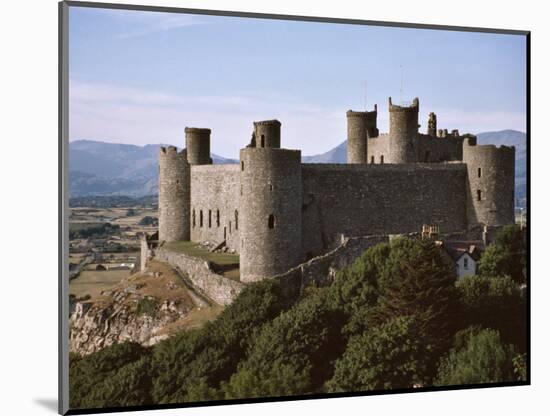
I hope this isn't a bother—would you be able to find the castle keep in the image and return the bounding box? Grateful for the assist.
[158,97,515,283]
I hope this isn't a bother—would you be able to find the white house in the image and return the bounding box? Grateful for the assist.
[442,241,484,279]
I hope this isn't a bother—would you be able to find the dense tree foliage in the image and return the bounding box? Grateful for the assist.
[69,342,153,409]
[434,327,517,386]
[327,316,431,392]
[69,237,527,408]
[456,275,526,352]
[150,278,299,403]
[478,225,526,283]
[224,291,346,398]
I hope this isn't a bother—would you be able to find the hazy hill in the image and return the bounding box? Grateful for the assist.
[69,140,237,197]
[69,131,526,206]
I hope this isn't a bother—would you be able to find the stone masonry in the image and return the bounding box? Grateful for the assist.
[158,96,515,282]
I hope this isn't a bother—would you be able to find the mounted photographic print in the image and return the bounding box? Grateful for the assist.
[59,1,530,414]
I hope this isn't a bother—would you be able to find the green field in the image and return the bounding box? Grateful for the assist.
[70,270,130,299]
[163,241,239,265]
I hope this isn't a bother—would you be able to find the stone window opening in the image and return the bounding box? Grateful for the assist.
[208,210,212,228]
[224,226,227,240]
[477,190,482,201]
[229,221,232,234]
[216,209,220,227]
[261,135,265,147]
[371,156,375,164]
[268,214,275,229]
[241,161,244,171]
[235,210,239,230]
[192,209,196,228]
[478,167,482,178]
[269,183,273,191]
[380,155,384,164]
[200,210,203,227]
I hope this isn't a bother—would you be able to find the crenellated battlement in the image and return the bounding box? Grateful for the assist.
[253,119,281,126]
[252,119,282,149]
[388,96,419,112]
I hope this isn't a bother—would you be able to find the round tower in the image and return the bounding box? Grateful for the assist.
[388,97,419,163]
[158,146,191,242]
[185,127,212,165]
[463,140,515,227]
[253,119,281,148]
[346,106,377,164]
[239,147,302,282]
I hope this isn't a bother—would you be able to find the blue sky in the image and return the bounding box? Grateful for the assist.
[69,6,527,157]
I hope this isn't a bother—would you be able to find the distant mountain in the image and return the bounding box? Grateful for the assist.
[69,140,237,197]
[301,141,346,163]
[70,131,526,206]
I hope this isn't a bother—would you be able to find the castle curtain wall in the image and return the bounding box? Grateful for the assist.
[190,164,241,251]
[301,163,468,257]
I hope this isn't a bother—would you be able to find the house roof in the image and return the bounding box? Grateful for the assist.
[441,240,485,262]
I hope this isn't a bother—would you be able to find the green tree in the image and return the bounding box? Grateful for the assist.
[456,275,526,352]
[69,342,152,409]
[150,278,298,403]
[368,238,461,362]
[327,316,431,392]
[435,327,516,386]
[224,291,346,399]
[478,224,526,283]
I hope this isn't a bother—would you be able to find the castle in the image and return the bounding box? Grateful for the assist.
[158,97,515,283]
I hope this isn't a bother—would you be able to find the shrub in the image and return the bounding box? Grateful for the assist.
[435,327,516,386]
[136,297,157,318]
[478,224,526,283]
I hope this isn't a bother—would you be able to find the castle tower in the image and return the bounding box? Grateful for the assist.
[463,140,515,227]
[388,97,419,163]
[158,146,191,242]
[253,119,281,148]
[427,112,437,136]
[346,105,378,164]
[185,127,212,165]
[239,146,302,282]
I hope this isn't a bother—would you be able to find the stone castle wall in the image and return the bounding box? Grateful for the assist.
[190,164,240,251]
[274,235,389,290]
[367,133,469,165]
[301,163,468,258]
[155,247,245,306]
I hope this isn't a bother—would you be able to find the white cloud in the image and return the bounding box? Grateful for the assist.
[68,79,346,157]
[95,9,207,39]
[69,79,526,159]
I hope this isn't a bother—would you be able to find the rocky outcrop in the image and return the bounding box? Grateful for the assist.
[69,261,201,356]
